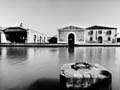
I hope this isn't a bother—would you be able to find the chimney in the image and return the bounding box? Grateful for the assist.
[20,22,23,28]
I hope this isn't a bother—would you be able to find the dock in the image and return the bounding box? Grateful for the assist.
[60,62,112,90]
[0,43,120,47]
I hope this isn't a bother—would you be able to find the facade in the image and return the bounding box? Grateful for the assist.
[0,25,118,44]
[58,26,85,44]
[26,29,47,43]
[85,25,117,43]
[0,26,47,43]
[57,25,117,44]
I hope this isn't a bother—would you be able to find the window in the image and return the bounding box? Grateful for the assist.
[88,31,93,35]
[90,37,93,41]
[106,31,111,35]
[108,37,111,41]
[40,36,42,43]
[34,35,37,43]
[98,30,102,34]
[44,37,46,43]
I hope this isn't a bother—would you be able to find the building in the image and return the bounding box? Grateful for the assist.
[26,29,47,43]
[0,26,47,43]
[58,26,85,45]
[57,25,117,44]
[85,25,117,43]
[48,35,57,44]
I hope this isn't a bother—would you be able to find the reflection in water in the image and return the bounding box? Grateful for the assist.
[0,47,2,56]
[68,47,74,54]
[68,47,74,62]
[0,47,119,90]
[6,47,28,59]
[5,47,28,64]
[0,47,2,60]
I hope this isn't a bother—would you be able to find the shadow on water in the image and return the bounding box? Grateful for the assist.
[27,76,112,90]
[27,78,60,90]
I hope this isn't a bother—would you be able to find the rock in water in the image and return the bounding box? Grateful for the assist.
[60,62,112,90]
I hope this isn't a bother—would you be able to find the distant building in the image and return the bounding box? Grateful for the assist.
[117,38,120,43]
[0,26,47,43]
[57,25,117,44]
[26,29,47,43]
[48,35,57,44]
[85,25,117,43]
[48,37,57,44]
[58,26,85,45]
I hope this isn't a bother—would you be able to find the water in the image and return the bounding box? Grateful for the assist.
[0,47,120,90]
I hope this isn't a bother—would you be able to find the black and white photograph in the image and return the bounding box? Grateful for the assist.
[0,0,120,90]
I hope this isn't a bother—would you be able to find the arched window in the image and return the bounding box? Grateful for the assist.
[90,37,93,41]
[98,30,102,34]
[88,31,93,35]
[44,37,46,43]
[106,31,111,35]
[98,36,103,43]
[40,36,42,43]
[34,35,36,43]
[108,37,111,41]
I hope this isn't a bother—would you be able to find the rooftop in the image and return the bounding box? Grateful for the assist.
[3,27,28,32]
[58,26,83,30]
[86,25,117,30]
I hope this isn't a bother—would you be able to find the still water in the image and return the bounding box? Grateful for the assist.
[0,47,120,90]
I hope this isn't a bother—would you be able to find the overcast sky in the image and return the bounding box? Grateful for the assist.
[0,0,120,36]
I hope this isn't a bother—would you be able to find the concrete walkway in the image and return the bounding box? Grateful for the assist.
[0,43,120,47]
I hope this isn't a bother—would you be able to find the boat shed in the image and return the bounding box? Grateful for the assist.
[3,27,27,43]
[0,26,47,43]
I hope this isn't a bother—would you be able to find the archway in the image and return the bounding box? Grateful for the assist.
[98,36,103,43]
[68,33,75,46]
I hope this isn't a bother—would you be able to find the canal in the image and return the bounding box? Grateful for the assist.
[0,47,119,90]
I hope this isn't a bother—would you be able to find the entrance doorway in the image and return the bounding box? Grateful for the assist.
[68,33,75,46]
[98,36,103,43]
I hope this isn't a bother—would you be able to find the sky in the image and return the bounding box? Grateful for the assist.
[0,0,120,36]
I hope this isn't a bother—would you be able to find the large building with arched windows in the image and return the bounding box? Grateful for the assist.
[85,25,117,43]
[0,26,48,43]
[57,25,117,45]
[57,26,85,45]
[0,25,118,44]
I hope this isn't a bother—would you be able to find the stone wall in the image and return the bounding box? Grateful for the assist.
[58,29,85,44]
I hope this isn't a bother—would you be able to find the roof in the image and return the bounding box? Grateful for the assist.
[2,26,47,36]
[3,27,27,32]
[86,25,117,30]
[58,26,83,30]
[28,29,47,36]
